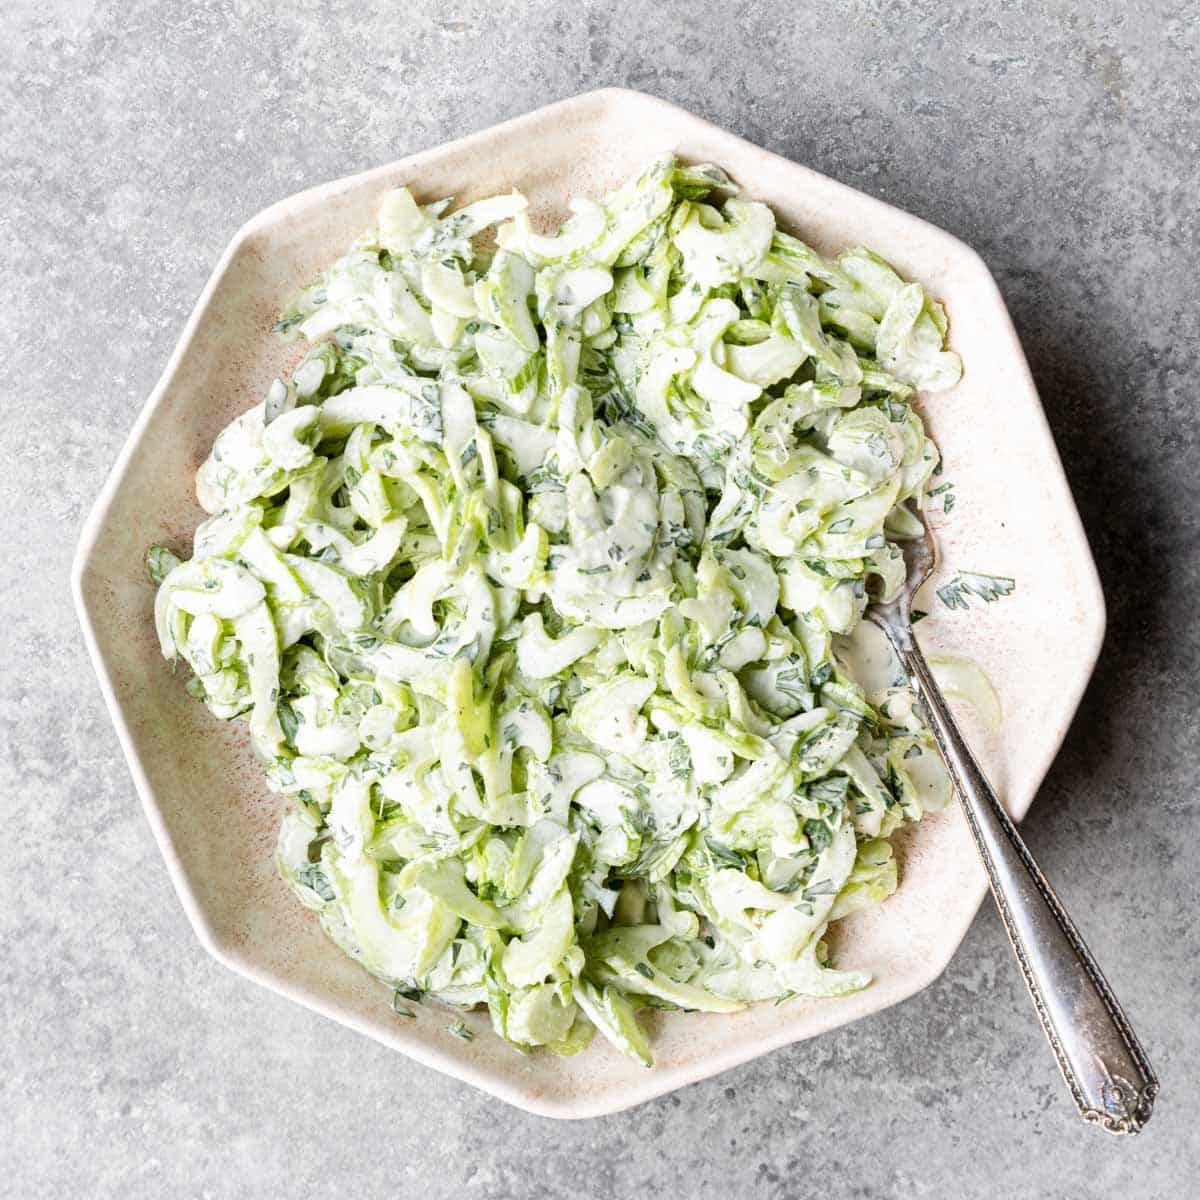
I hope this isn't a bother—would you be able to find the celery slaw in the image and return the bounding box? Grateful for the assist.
[149,158,963,1063]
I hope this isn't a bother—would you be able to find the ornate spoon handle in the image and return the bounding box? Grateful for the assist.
[886,627,1158,1134]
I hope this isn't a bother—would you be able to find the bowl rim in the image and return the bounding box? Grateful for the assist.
[73,86,1106,1118]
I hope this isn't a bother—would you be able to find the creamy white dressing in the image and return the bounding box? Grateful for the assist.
[150,156,967,1064]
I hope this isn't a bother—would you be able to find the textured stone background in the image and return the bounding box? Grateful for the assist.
[3,1,1197,1196]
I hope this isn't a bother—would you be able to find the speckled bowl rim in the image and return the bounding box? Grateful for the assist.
[73,88,1105,1118]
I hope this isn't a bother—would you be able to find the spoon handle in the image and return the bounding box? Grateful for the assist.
[891,631,1158,1134]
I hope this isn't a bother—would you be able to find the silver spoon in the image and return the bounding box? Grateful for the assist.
[867,507,1158,1135]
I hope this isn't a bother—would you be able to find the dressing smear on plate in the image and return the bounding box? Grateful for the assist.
[149,158,971,1064]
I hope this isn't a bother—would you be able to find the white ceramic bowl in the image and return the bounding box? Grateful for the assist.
[73,88,1104,1118]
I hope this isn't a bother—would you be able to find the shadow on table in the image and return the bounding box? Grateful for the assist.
[997,275,1171,853]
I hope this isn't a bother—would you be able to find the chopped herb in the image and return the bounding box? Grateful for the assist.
[937,571,1016,611]
[277,700,301,743]
[668,738,693,781]
[929,480,956,513]
[705,838,750,869]
[809,775,849,808]
[803,879,838,898]
[391,991,417,1018]
[803,818,833,854]
[294,864,335,903]
[526,466,564,494]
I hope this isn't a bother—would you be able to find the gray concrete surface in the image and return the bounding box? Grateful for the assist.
[3,1,1197,1196]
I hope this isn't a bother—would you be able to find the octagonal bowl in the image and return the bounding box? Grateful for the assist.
[73,87,1104,1118]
